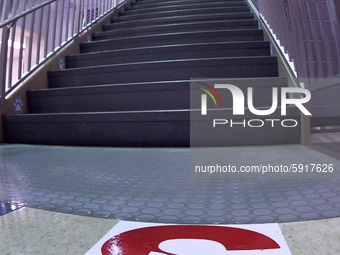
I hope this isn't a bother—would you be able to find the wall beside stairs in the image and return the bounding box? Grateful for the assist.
[0,3,131,143]
[248,0,310,144]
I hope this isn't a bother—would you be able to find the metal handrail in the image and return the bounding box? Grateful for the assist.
[0,0,57,29]
[0,0,129,104]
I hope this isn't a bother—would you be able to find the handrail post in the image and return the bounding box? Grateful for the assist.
[0,0,11,104]
[0,25,10,104]
[75,0,82,40]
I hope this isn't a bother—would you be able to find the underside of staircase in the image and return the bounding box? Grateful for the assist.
[2,0,300,147]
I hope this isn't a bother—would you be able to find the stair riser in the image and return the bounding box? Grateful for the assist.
[81,31,264,53]
[49,58,278,88]
[3,123,300,147]
[28,81,287,114]
[103,18,256,32]
[28,89,189,113]
[126,2,247,14]
[118,7,251,21]
[132,0,246,9]
[2,120,190,147]
[98,21,258,38]
[138,0,246,4]
[68,46,270,68]
[107,13,254,29]
[2,112,299,147]
[3,121,300,147]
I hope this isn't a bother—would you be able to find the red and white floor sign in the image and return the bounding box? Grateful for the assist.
[86,221,292,255]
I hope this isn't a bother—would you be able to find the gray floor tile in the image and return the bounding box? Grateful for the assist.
[0,144,339,224]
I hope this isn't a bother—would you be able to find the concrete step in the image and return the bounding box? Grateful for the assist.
[2,110,191,147]
[68,41,270,68]
[105,12,254,30]
[132,0,246,9]
[81,29,264,53]
[27,78,287,113]
[28,81,190,113]
[117,6,251,21]
[48,56,278,88]
[125,1,247,14]
[98,20,258,38]
[2,106,299,147]
[139,0,246,4]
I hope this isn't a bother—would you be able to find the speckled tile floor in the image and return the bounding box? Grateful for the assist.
[1,207,339,255]
[0,207,117,255]
[0,144,339,224]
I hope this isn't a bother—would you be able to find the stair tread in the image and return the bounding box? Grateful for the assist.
[70,41,269,59]
[132,0,246,8]
[118,6,251,20]
[126,5,250,15]
[101,19,258,33]
[83,29,263,47]
[50,56,277,76]
[126,1,247,14]
[4,106,299,120]
[49,56,278,88]
[139,0,246,2]
[107,12,254,27]
[29,77,288,96]
[5,109,190,118]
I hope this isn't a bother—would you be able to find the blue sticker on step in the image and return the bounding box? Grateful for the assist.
[14,97,23,113]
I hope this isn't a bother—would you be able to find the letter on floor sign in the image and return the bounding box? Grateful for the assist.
[101,225,280,255]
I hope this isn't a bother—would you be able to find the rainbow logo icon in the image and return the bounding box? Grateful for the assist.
[198,82,223,107]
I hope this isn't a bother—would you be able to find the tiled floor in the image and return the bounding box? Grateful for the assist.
[0,144,339,224]
[1,207,340,254]
[0,207,117,255]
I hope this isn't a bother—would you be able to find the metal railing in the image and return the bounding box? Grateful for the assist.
[250,0,340,90]
[0,0,126,104]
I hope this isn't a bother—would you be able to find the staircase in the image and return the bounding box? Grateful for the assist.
[2,0,300,147]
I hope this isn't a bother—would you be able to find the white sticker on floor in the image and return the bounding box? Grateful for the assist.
[86,221,291,255]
